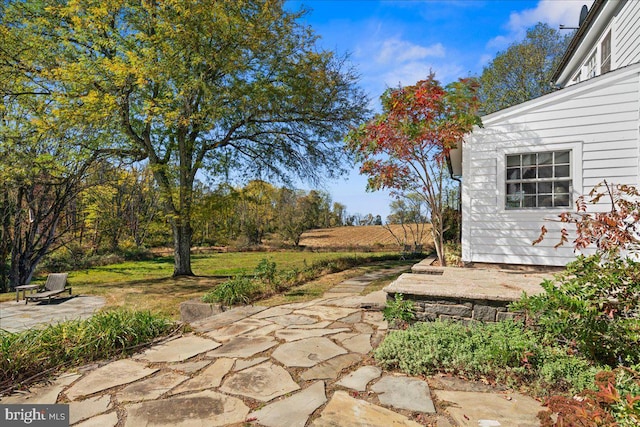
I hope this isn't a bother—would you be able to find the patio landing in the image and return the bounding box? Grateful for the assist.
[384,258,549,322]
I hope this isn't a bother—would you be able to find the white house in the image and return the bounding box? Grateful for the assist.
[455,0,640,266]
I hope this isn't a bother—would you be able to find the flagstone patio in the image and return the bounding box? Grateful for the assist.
[0,262,546,426]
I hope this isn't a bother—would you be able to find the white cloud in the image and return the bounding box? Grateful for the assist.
[381,61,463,89]
[488,0,594,49]
[477,54,493,68]
[376,38,445,64]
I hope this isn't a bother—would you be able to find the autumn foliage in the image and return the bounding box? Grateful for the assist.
[346,73,481,265]
[534,181,640,254]
[538,370,640,427]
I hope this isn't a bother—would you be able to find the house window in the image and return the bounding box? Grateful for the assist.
[506,151,571,209]
[572,70,581,84]
[586,52,597,78]
[601,31,611,74]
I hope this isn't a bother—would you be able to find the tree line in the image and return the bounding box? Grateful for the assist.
[0,157,356,292]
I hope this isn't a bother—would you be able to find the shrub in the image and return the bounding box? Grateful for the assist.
[383,293,415,324]
[254,257,278,288]
[201,253,403,306]
[0,309,174,392]
[513,254,640,366]
[374,320,598,395]
[201,275,261,306]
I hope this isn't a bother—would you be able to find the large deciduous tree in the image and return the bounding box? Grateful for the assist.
[1,0,369,276]
[479,22,571,115]
[347,74,481,265]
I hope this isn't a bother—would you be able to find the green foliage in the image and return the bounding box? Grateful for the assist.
[254,257,278,286]
[479,22,571,114]
[201,253,402,306]
[442,206,461,243]
[512,254,640,366]
[201,275,261,306]
[383,294,416,323]
[374,320,599,395]
[444,241,462,267]
[0,309,173,391]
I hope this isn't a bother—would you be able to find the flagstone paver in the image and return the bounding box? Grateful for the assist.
[69,394,112,425]
[124,390,249,427]
[433,390,543,427]
[265,313,318,326]
[248,381,327,427]
[65,359,158,401]
[170,358,234,395]
[233,357,268,371]
[167,360,211,374]
[371,375,436,413]
[190,305,266,332]
[310,390,423,427]
[241,323,284,337]
[300,353,362,381]
[272,336,347,367]
[274,327,349,342]
[250,306,293,319]
[363,311,388,329]
[206,336,277,358]
[294,305,360,321]
[204,318,270,341]
[286,320,332,329]
[134,335,221,363]
[0,373,80,404]
[219,361,299,402]
[335,332,373,353]
[336,365,382,391]
[118,371,190,402]
[74,411,119,427]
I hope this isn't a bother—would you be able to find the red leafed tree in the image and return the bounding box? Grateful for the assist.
[346,73,481,265]
[534,180,640,255]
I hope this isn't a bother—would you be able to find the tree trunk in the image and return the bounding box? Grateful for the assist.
[172,219,194,277]
[431,215,447,267]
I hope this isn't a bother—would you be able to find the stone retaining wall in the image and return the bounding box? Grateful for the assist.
[386,293,523,324]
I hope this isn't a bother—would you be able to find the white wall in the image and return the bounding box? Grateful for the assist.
[462,65,640,266]
[614,0,640,69]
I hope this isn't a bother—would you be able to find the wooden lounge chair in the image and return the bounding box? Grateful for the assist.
[25,273,72,304]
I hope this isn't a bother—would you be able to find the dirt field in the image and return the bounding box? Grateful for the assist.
[299,224,433,250]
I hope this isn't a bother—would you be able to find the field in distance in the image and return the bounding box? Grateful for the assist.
[299,224,433,250]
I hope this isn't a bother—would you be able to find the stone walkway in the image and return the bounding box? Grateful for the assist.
[0,264,544,426]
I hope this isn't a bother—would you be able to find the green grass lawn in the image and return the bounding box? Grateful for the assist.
[0,251,398,317]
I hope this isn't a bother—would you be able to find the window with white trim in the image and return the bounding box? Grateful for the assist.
[601,31,611,74]
[586,52,597,78]
[505,151,571,209]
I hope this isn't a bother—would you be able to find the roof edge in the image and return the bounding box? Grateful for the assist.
[551,0,606,84]
[483,62,640,125]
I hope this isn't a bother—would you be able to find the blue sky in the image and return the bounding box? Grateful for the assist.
[286,0,592,221]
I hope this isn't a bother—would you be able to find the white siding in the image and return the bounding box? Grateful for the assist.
[559,0,640,87]
[462,66,640,266]
[615,0,640,68]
